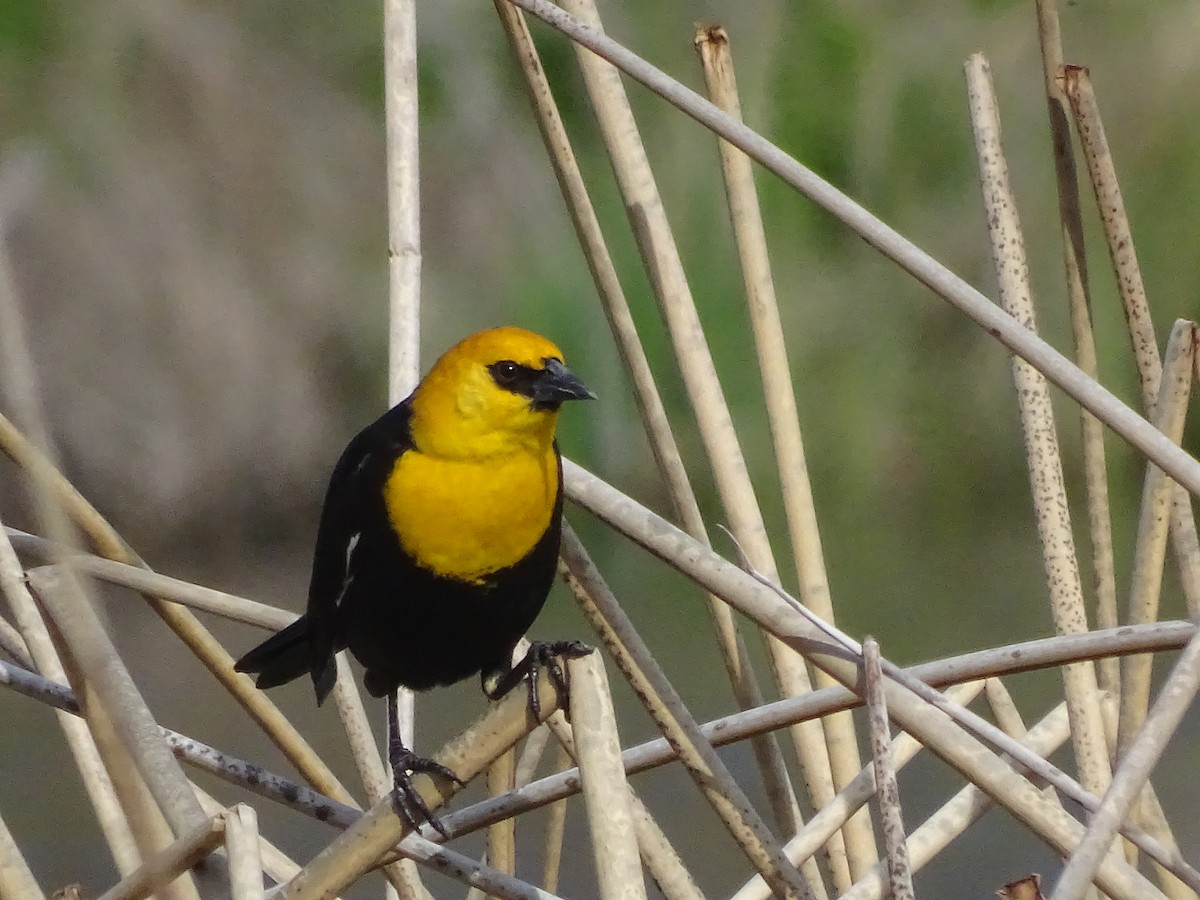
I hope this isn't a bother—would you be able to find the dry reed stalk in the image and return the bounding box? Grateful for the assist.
[0,808,44,900]
[985,678,1028,738]
[490,0,804,843]
[563,460,1179,897]
[730,682,987,900]
[6,529,294,629]
[694,24,877,883]
[0,612,31,665]
[541,741,571,893]
[1034,0,1121,697]
[0,412,356,807]
[383,3,422,891]
[93,814,226,900]
[554,0,845,883]
[559,528,817,900]
[965,52,1114,808]
[281,669,567,900]
[486,751,518,895]
[514,725,551,788]
[1052,627,1200,900]
[502,0,1200,502]
[840,701,1073,900]
[224,805,265,900]
[861,639,912,900]
[1063,65,1200,615]
[1119,320,1197,751]
[193,789,303,888]
[0,523,143,876]
[567,653,648,900]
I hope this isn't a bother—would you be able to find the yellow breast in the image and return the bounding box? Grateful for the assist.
[384,447,559,584]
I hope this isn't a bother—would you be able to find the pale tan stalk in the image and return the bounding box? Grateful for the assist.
[965,53,1113,806]
[225,805,265,900]
[694,24,875,883]
[0,808,44,900]
[861,639,912,900]
[0,613,30,665]
[985,679,1027,739]
[1119,320,1197,752]
[492,0,803,840]
[487,752,518,897]
[554,0,840,881]
[541,741,571,893]
[1063,65,1200,615]
[840,701,1073,900]
[193,787,304,887]
[568,653,648,900]
[94,814,225,900]
[558,530,817,899]
[1035,0,1121,696]
[383,2,422,891]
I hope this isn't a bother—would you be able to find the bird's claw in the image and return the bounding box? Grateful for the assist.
[523,639,593,720]
[388,746,464,840]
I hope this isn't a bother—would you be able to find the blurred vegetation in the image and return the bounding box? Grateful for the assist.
[1,1,1198,896]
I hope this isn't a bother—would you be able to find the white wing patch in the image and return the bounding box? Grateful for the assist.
[335,531,361,608]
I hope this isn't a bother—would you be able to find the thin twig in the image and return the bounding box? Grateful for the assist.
[1034,0,1121,698]
[965,51,1113,807]
[1063,64,1200,615]
[861,639,913,900]
[1119,320,1197,753]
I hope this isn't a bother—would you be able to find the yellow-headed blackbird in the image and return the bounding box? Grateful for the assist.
[234,326,594,832]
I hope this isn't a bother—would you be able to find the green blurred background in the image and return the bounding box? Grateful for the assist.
[1,1,1198,897]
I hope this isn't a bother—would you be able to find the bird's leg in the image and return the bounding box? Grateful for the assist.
[386,691,464,840]
[483,640,594,720]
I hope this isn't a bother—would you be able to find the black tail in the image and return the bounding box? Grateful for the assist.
[234,617,335,702]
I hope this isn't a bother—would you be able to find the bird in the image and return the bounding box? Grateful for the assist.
[234,326,595,834]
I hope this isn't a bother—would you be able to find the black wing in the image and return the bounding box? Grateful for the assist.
[305,399,415,701]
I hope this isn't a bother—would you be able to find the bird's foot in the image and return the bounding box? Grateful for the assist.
[388,744,465,841]
[488,639,594,721]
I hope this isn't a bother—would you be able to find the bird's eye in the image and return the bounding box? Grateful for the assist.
[490,360,521,384]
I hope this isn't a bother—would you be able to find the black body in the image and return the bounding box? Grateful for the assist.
[234,401,564,703]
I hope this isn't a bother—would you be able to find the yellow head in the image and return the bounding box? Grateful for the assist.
[408,327,594,460]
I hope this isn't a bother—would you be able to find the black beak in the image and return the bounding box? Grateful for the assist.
[532,358,596,409]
